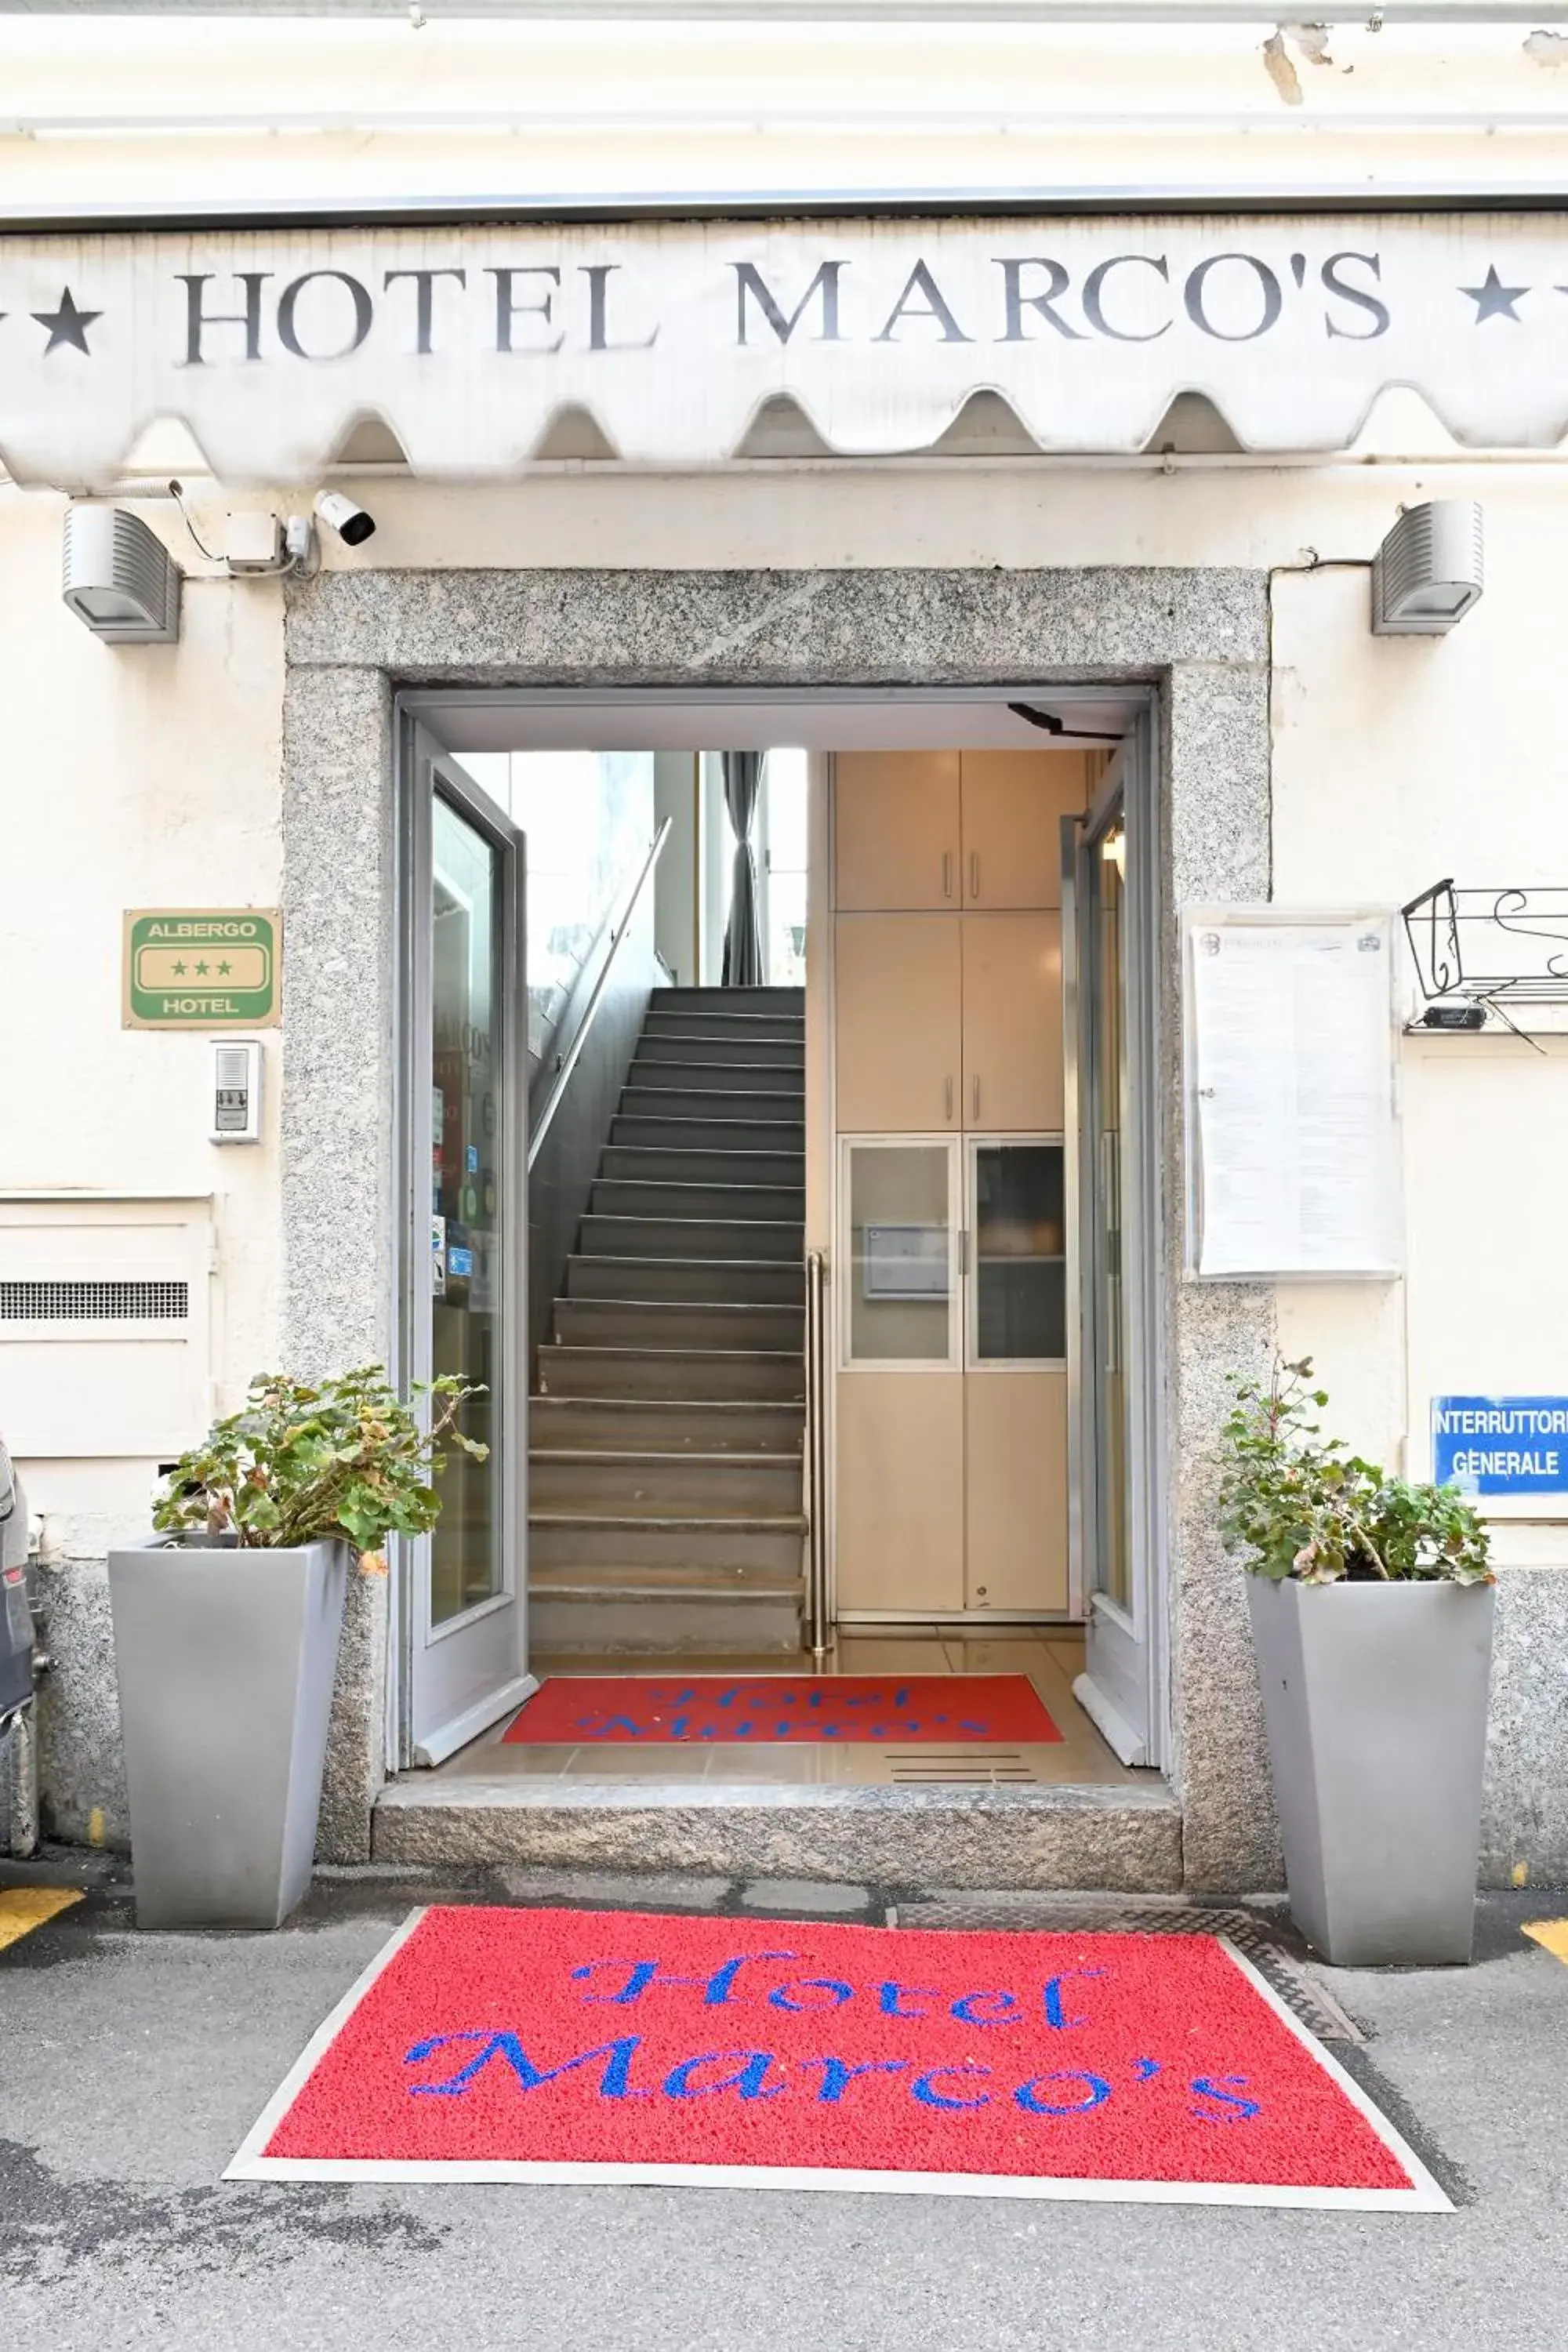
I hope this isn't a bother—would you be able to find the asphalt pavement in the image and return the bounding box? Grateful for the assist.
[5,1855,1568,2352]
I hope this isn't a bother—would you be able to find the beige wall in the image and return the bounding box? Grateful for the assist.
[0,486,285,1548]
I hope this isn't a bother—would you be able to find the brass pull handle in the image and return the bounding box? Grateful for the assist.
[972,1076,981,1121]
[942,851,953,900]
[945,1076,954,1123]
[970,851,979,901]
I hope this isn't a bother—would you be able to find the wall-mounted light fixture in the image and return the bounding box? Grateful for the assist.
[1372,499,1483,635]
[61,503,182,643]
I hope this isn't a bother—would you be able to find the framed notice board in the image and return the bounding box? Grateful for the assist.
[1183,908,1402,1281]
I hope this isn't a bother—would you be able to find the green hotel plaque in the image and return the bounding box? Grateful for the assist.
[123,908,281,1029]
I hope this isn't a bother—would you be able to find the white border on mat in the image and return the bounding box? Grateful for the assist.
[1212,1937,1451,2212]
[225,1906,432,2182]
[225,1914,1451,2212]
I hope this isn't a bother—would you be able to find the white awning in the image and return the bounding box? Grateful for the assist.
[3,214,1566,485]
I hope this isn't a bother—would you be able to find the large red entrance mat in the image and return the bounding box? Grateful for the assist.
[227,1907,1447,2209]
[502,1674,1062,1744]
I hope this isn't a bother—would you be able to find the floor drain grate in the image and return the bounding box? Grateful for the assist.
[892,1893,1366,2045]
[885,1751,1042,1786]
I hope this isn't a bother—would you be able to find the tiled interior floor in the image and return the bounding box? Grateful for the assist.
[430,1628,1148,1788]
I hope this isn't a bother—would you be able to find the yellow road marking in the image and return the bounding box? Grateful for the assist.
[0,1886,83,1951]
[1523,1919,1568,1964]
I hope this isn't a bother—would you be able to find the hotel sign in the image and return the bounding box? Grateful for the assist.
[4,215,1568,480]
[124,908,280,1029]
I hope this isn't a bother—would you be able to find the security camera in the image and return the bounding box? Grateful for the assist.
[314,489,376,548]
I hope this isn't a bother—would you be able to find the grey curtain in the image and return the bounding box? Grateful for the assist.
[720,750,765,988]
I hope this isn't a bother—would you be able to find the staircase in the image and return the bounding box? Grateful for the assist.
[529,985,808,1654]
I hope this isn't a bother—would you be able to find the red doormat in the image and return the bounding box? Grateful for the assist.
[227,1906,1446,2209]
[502,1674,1062,1745]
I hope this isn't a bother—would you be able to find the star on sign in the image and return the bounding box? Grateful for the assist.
[31,287,101,354]
[1461,266,1528,324]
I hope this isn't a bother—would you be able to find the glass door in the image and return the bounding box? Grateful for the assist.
[1062,728,1164,1766]
[401,727,532,1765]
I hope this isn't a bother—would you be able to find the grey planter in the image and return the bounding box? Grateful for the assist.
[107,1535,349,1929]
[1247,1574,1496,1967]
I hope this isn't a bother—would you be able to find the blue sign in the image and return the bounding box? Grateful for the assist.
[1432,1396,1568,1496]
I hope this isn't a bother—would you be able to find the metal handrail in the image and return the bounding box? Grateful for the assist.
[804,1247,831,1661]
[527,815,672,1173]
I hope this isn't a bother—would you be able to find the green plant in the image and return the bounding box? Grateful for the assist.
[1218,1356,1491,1587]
[152,1366,487,1552]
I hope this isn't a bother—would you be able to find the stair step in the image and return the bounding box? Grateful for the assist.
[564,1254,804,1306]
[620,1087,806,1123]
[554,1297,805,1352]
[656,986,804,1012]
[611,1116,805,1153]
[626,1061,804,1095]
[530,1450,804,1515]
[590,1178,805,1225]
[537,1344,806,1402]
[636,1033,804,1069]
[579,1215,804,1263]
[530,1559,804,1595]
[374,1780,1183,1871]
[528,1581,804,1656]
[643,1010,804,1044]
[528,1512,807,1574]
[529,1397,804,1453]
[600,1145,804,1188]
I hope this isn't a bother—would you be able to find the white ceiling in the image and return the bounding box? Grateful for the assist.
[415,688,1141,753]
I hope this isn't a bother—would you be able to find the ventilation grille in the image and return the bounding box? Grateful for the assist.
[885,1749,1041,1786]
[0,1279,190,1323]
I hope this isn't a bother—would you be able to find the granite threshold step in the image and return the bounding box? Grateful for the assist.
[371,1777,1183,1890]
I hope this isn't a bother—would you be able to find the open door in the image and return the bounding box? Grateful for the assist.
[1062,724,1165,1768]
[401,724,533,1766]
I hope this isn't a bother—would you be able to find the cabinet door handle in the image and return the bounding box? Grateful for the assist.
[942,851,953,900]
[969,851,979,901]
[972,1075,981,1122]
[945,1076,954,1123]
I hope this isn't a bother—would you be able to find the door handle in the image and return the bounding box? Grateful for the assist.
[969,851,979,902]
[945,1076,954,1123]
[942,851,953,901]
[971,1075,980,1122]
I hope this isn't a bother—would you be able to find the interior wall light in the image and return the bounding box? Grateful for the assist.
[1372,500,1483,635]
[61,503,182,643]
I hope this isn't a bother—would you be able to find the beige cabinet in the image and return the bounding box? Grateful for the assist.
[835,913,961,1132]
[836,1370,965,1612]
[959,752,1087,910]
[964,1372,1069,1613]
[960,913,1062,1131]
[834,752,961,912]
[835,749,1090,917]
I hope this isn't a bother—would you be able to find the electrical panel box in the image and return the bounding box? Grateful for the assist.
[210,1039,263,1144]
[222,511,283,572]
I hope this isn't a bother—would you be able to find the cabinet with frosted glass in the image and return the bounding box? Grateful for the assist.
[833,1135,1069,1617]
